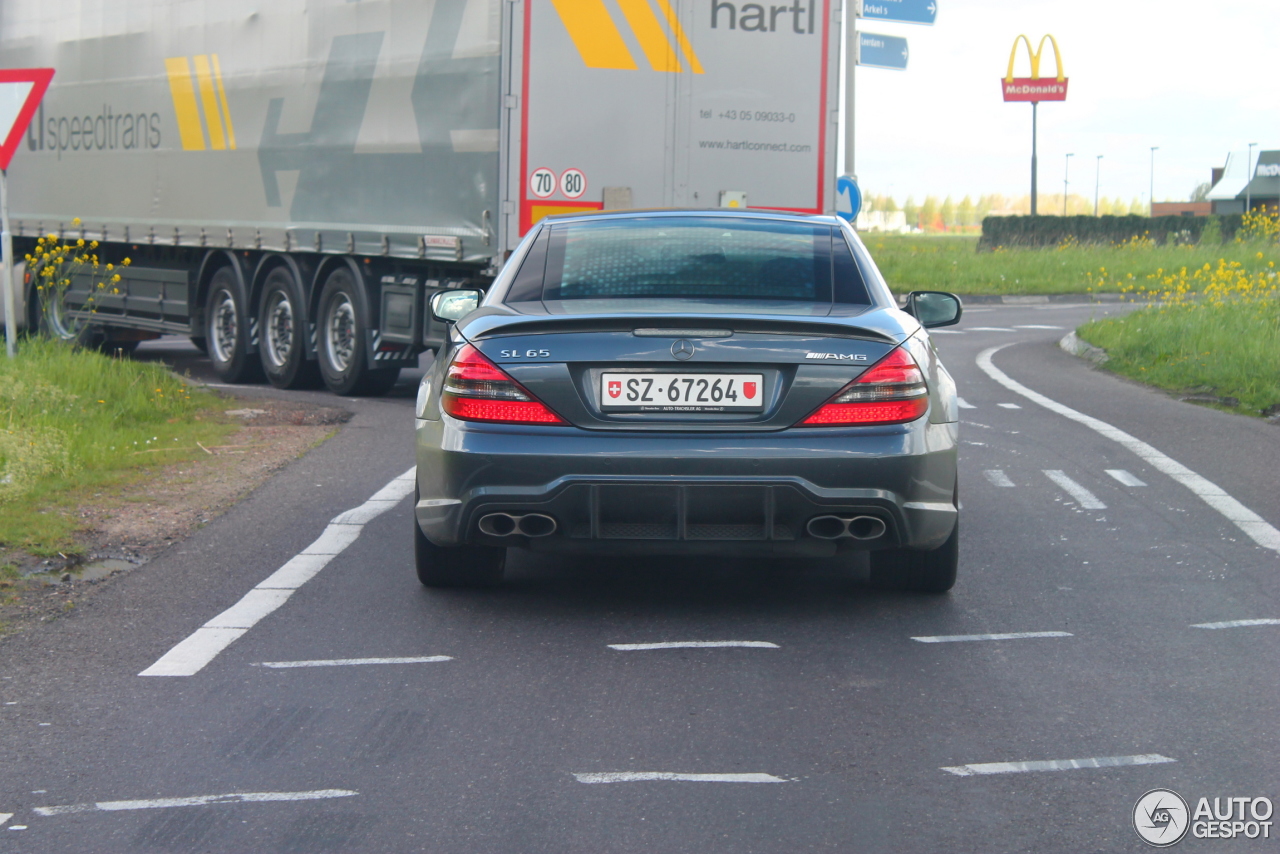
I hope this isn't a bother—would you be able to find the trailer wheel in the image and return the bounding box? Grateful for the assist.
[315,267,399,396]
[258,267,322,389]
[204,267,263,383]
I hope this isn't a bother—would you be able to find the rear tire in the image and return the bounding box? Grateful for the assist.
[258,267,323,390]
[414,486,505,588]
[315,266,398,396]
[870,519,958,593]
[205,267,263,383]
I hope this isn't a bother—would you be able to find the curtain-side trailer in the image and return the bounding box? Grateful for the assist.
[0,0,840,394]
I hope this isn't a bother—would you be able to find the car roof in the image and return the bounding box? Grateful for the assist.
[537,208,845,227]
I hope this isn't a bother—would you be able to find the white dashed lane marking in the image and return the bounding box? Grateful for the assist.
[967,327,1016,332]
[0,814,11,828]
[983,470,1015,488]
[253,656,453,669]
[573,772,787,784]
[979,345,1280,552]
[33,789,358,817]
[1014,325,1063,330]
[1191,619,1280,630]
[1106,469,1147,487]
[139,468,417,677]
[942,754,1175,777]
[912,632,1072,643]
[608,641,779,651]
[1043,470,1107,509]
[997,403,1021,409]
[956,397,975,409]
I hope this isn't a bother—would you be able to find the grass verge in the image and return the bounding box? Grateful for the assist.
[0,338,236,554]
[1077,301,1280,416]
[865,233,1280,296]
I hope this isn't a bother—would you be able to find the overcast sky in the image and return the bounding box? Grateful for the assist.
[842,0,1280,205]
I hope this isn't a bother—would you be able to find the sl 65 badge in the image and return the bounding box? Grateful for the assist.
[499,349,551,358]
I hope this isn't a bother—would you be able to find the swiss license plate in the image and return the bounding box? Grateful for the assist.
[600,373,765,411]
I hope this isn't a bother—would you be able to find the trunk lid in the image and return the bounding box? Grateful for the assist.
[459,310,906,431]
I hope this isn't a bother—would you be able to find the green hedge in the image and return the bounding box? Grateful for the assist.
[978,214,1244,250]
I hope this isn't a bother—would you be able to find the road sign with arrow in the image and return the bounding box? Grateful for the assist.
[860,0,937,26]
[857,32,909,70]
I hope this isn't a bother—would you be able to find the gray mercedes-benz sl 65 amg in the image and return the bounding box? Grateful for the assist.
[414,210,962,591]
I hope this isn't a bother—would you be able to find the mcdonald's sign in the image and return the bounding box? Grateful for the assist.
[1001,34,1067,103]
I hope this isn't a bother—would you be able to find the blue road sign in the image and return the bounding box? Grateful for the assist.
[836,176,862,223]
[858,32,909,70]
[860,0,937,26]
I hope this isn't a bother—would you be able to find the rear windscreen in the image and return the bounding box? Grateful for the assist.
[533,217,870,305]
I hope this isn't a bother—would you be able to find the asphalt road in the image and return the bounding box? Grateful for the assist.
[2,302,1278,853]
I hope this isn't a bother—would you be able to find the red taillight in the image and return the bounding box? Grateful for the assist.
[441,344,566,425]
[798,346,928,426]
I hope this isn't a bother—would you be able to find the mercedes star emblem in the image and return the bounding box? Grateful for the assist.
[670,339,695,360]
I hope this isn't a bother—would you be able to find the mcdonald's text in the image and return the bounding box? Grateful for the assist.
[1001,77,1068,102]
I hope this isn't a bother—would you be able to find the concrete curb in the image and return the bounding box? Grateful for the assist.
[1058,331,1109,365]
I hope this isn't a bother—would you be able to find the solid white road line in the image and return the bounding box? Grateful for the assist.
[139,468,417,677]
[930,329,963,335]
[254,656,453,668]
[941,754,1175,777]
[997,403,1022,409]
[1106,469,1147,487]
[1043,470,1107,510]
[912,632,1072,643]
[967,327,1016,332]
[956,397,975,409]
[983,470,1015,488]
[979,345,1280,553]
[1015,325,1064,330]
[573,772,787,784]
[33,789,358,817]
[1191,618,1280,630]
[607,641,779,651]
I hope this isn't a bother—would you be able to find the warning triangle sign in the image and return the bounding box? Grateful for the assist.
[0,68,55,171]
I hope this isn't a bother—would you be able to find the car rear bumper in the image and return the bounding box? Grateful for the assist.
[415,416,957,555]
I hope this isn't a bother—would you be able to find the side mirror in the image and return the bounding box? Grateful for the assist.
[904,291,962,328]
[430,289,483,323]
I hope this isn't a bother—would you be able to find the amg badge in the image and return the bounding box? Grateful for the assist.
[805,352,869,361]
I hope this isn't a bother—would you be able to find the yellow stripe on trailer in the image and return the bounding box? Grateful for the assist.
[549,0,638,70]
[614,0,682,72]
[164,57,206,150]
[650,0,703,74]
[191,55,227,150]
[211,54,237,150]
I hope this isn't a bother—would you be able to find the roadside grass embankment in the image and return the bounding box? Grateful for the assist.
[1076,253,1280,417]
[0,338,236,555]
[867,233,1280,296]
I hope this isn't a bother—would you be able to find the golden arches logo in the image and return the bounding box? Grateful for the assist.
[164,55,236,151]
[549,0,704,73]
[1005,34,1064,83]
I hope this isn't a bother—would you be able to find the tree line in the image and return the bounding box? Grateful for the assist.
[864,194,1150,232]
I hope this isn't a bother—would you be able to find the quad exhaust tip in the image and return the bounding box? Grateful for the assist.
[806,514,887,541]
[478,512,558,538]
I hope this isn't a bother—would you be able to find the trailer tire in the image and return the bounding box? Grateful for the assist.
[204,267,263,384]
[258,267,322,390]
[315,267,398,396]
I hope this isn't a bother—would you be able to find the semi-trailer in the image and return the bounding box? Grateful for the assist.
[0,0,840,394]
